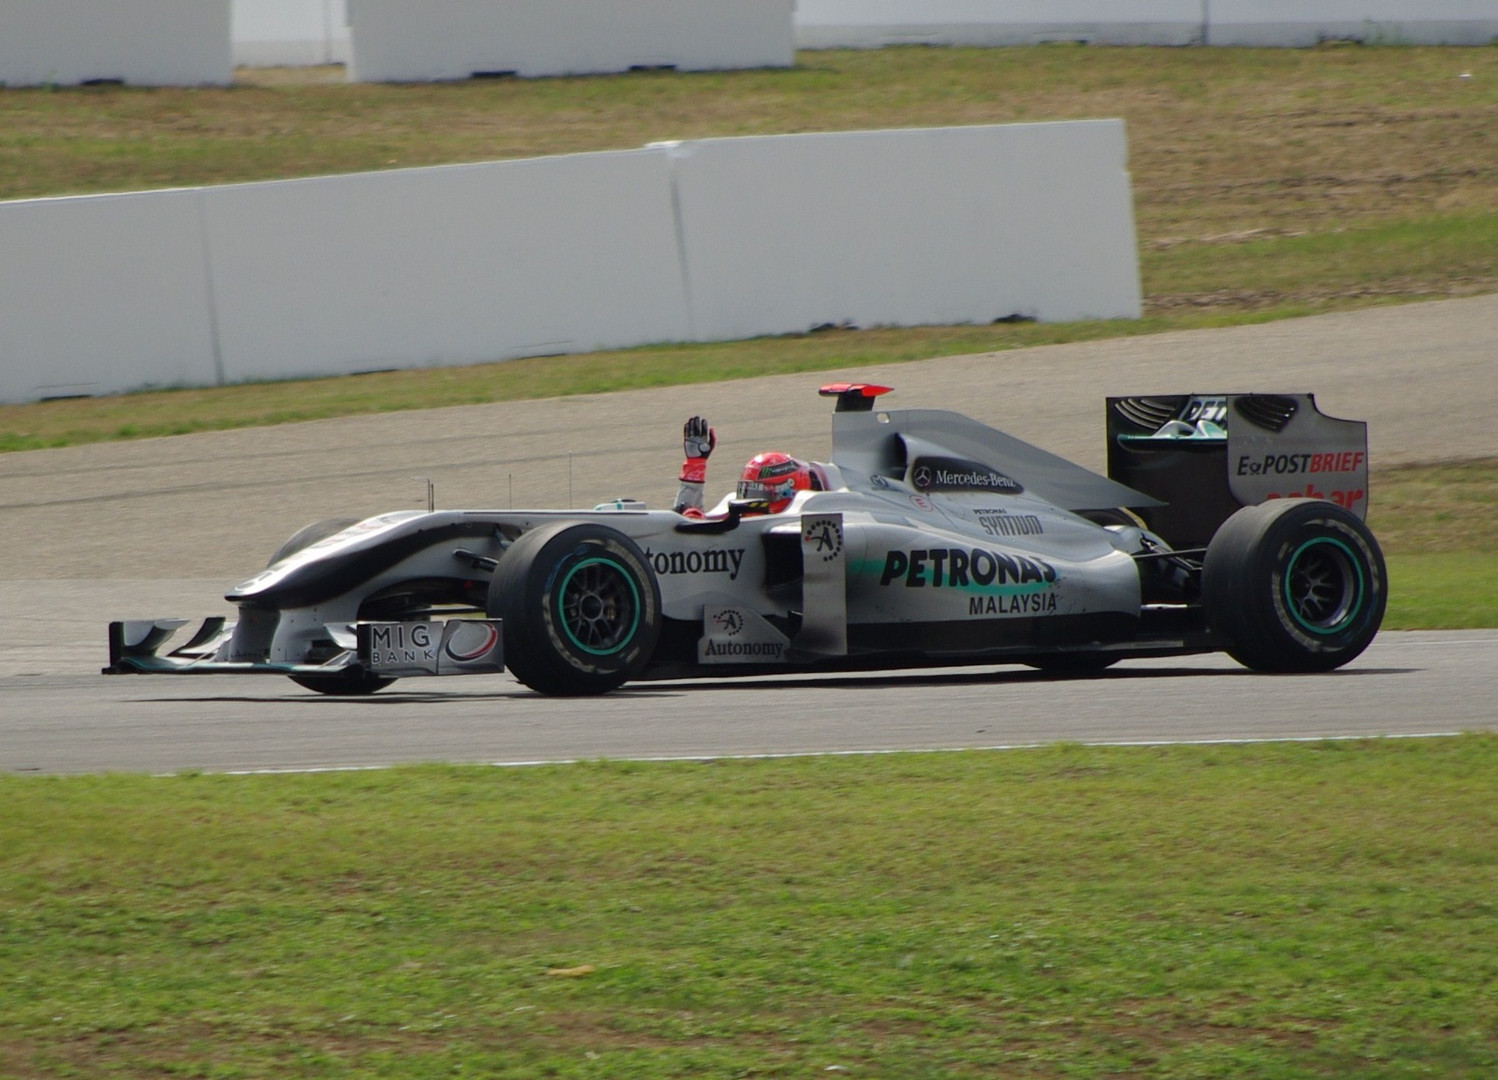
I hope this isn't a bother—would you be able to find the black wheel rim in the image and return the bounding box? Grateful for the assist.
[1283,537,1363,635]
[556,556,641,655]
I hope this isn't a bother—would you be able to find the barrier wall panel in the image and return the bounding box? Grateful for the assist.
[986,122,1142,321]
[1207,1,1498,45]
[0,192,219,403]
[348,0,793,82]
[466,0,795,77]
[0,0,231,86]
[794,0,1498,48]
[669,122,1140,343]
[201,153,691,384]
[233,0,350,66]
[795,0,1204,48]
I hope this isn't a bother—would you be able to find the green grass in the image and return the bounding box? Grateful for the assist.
[1144,212,1498,309]
[1386,554,1498,629]
[4,739,1498,1078]
[1371,459,1498,627]
[1372,459,1498,553]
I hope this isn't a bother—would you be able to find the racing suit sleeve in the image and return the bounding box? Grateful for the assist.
[673,416,715,516]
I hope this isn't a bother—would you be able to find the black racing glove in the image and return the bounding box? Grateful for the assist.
[683,416,716,462]
[681,416,715,483]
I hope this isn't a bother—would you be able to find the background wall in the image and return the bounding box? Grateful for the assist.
[5,1,1493,83]
[1205,0,1498,46]
[795,0,1205,49]
[793,0,1498,49]
[0,0,231,86]
[227,0,1498,70]
[0,122,1140,403]
[346,0,795,82]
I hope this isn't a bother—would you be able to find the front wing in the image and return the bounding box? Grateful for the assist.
[105,618,505,679]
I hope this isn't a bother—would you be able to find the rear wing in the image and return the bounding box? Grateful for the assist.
[1106,393,1368,549]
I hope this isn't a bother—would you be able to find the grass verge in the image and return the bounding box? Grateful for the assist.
[0,309,1318,454]
[4,738,1498,1079]
[1372,458,1498,628]
[1385,554,1498,629]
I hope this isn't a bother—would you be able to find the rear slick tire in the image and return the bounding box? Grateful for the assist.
[1203,499,1386,673]
[487,522,662,696]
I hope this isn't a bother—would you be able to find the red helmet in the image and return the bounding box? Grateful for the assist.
[737,452,817,513]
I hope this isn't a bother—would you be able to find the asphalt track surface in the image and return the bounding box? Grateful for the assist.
[3,296,1495,774]
[4,632,1496,775]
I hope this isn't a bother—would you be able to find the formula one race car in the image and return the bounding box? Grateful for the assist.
[105,384,1386,695]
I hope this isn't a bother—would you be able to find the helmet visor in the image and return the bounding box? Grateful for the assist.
[737,478,794,503]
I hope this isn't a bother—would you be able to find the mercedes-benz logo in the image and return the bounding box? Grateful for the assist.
[912,465,933,490]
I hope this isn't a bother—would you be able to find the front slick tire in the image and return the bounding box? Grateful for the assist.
[488,523,662,696]
[1204,499,1386,673]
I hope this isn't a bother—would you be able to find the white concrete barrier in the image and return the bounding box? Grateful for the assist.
[669,122,1140,338]
[0,192,220,402]
[0,122,1140,403]
[232,0,349,67]
[0,0,231,87]
[347,0,795,82]
[794,0,1498,49]
[1207,1,1498,46]
[200,153,690,383]
[795,0,1206,49]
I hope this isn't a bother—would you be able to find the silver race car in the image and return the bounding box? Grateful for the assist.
[105,384,1385,695]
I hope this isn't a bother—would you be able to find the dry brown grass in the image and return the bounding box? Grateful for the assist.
[5,46,1497,248]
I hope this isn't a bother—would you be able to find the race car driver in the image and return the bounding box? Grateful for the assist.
[673,416,824,518]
